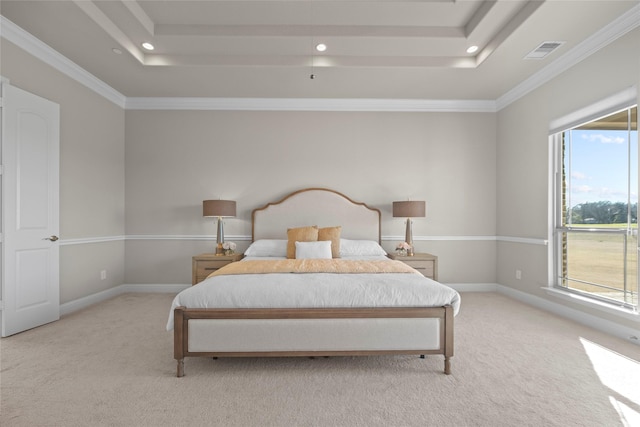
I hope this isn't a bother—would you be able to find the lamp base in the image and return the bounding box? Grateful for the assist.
[405,218,414,255]
[215,243,224,256]
[215,217,224,255]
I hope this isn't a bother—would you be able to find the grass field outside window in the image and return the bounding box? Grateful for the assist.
[561,225,638,307]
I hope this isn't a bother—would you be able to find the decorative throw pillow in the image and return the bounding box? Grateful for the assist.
[295,241,332,259]
[244,239,288,257]
[286,226,319,259]
[339,239,387,257]
[318,226,341,258]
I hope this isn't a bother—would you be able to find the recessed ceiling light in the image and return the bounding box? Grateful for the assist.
[142,42,155,51]
[316,43,327,52]
[466,45,478,54]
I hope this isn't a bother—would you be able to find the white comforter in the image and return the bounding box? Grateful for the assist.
[167,260,460,330]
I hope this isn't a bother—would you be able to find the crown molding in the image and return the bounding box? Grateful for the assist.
[125,97,497,112]
[496,3,640,111]
[3,3,638,113]
[0,16,127,108]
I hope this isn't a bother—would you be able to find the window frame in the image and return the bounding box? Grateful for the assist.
[550,101,638,313]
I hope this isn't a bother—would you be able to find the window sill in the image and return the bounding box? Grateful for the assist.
[544,287,639,322]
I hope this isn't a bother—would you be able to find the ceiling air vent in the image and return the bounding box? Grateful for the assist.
[524,41,565,59]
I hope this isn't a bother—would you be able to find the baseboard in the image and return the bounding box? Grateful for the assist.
[495,284,640,346]
[447,283,498,292]
[60,283,189,316]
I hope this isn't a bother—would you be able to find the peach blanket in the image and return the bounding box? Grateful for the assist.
[208,259,421,278]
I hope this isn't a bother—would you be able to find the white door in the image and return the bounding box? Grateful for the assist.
[1,82,60,337]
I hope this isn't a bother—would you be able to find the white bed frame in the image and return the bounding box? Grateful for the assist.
[174,188,454,377]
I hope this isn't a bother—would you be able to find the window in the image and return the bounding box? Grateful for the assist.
[553,105,638,311]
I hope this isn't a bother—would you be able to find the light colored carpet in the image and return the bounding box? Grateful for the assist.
[1,292,639,427]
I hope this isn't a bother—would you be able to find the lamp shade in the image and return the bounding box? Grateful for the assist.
[203,200,236,218]
[393,201,426,218]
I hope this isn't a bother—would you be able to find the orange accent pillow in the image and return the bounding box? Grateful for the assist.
[318,226,342,258]
[287,226,319,259]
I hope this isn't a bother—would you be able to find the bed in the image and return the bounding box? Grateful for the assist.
[168,188,460,377]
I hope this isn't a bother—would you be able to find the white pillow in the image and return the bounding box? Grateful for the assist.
[244,239,288,257]
[339,239,387,257]
[295,241,332,259]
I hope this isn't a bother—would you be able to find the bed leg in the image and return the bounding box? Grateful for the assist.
[444,357,451,375]
[177,359,185,378]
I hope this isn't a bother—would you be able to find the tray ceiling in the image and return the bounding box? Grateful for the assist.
[0,1,638,100]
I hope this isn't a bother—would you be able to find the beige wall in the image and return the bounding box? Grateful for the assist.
[5,18,637,335]
[1,39,126,303]
[124,110,497,284]
[496,27,640,330]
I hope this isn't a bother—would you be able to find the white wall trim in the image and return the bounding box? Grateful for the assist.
[447,283,498,293]
[61,234,546,245]
[496,3,640,111]
[4,4,638,113]
[59,283,189,316]
[59,235,127,246]
[496,235,548,245]
[543,286,639,322]
[125,97,497,112]
[406,235,497,242]
[125,234,251,241]
[548,85,638,134]
[496,284,639,345]
[60,234,550,245]
[0,16,127,108]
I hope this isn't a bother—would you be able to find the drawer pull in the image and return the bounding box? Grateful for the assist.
[204,267,219,271]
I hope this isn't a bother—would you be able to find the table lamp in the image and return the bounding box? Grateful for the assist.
[203,199,236,255]
[392,200,426,254]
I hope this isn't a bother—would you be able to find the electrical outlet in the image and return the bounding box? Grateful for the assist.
[100,270,107,280]
[515,269,522,280]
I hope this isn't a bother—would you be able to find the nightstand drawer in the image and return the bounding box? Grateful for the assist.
[197,259,231,274]
[387,252,438,281]
[195,260,229,281]
[404,260,434,278]
[192,253,243,285]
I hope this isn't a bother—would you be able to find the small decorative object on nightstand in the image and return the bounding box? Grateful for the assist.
[192,253,243,285]
[388,252,438,281]
[222,241,236,256]
[395,241,411,256]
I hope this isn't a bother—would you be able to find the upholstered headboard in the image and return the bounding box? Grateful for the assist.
[252,188,381,243]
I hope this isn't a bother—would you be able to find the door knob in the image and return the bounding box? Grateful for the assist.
[43,235,59,242]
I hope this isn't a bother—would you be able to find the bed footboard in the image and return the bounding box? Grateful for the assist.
[174,305,454,377]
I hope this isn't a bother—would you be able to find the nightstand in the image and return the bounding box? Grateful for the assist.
[192,253,243,285]
[388,252,438,281]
